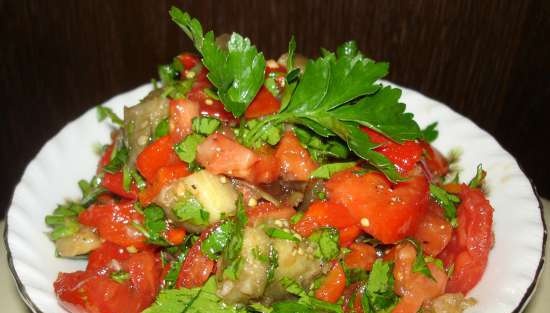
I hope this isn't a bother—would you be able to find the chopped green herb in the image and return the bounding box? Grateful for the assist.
[170,7,266,117]
[103,143,129,173]
[174,134,205,163]
[154,118,170,139]
[79,175,106,206]
[46,202,85,241]
[294,127,348,162]
[429,184,460,227]
[310,162,356,179]
[236,119,283,148]
[97,106,123,126]
[266,245,279,283]
[276,277,343,313]
[405,238,435,281]
[192,116,221,136]
[468,164,486,189]
[122,164,132,192]
[222,195,247,280]
[110,271,130,283]
[309,227,340,261]
[361,259,399,313]
[172,193,210,226]
[290,212,304,224]
[263,226,300,242]
[201,220,236,260]
[131,169,147,190]
[143,277,246,313]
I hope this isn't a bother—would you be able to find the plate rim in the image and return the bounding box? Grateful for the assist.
[3,83,547,313]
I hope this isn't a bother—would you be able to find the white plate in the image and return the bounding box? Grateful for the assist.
[4,83,546,313]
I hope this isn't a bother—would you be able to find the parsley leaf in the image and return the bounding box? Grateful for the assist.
[110,271,130,283]
[45,202,84,240]
[244,45,421,182]
[192,116,221,136]
[170,7,265,117]
[310,162,356,179]
[222,195,248,280]
[362,259,399,313]
[429,184,460,227]
[294,127,349,162]
[405,238,435,280]
[143,277,246,313]
[276,278,343,313]
[421,122,439,143]
[172,193,210,226]
[174,134,205,163]
[263,226,300,242]
[154,118,170,139]
[308,227,340,261]
[201,220,236,260]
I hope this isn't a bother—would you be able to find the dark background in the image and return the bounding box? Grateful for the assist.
[1,0,549,218]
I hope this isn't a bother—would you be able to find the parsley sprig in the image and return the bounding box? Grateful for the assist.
[169,7,265,117]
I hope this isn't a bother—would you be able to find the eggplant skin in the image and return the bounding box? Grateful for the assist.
[123,88,169,165]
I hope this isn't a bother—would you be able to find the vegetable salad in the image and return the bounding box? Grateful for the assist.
[46,7,494,313]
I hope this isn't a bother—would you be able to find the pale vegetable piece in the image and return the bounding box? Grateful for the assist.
[423,293,477,313]
[55,226,102,257]
[123,88,169,164]
[155,170,238,232]
[277,52,308,72]
[217,220,323,304]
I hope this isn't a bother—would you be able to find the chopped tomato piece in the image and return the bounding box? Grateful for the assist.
[438,184,494,294]
[246,145,280,184]
[275,131,318,181]
[54,250,161,313]
[176,52,200,70]
[196,133,259,179]
[392,242,448,313]
[102,171,138,200]
[87,242,130,273]
[326,170,429,244]
[413,202,453,256]
[246,202,296,225]
[169,98,200,142]
[79,201,146,248]
[362,128,423,173]
[136,135,184,182]
[166,227,187,245]
[344,243,377,271]
[315,262,346,303]
[244,86,281,119]
[339,225,362,247]
[176,230,215,288]
[420,142,449,178]
[293,200,356,237]
[139,164,189,205]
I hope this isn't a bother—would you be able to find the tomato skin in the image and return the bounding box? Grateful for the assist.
[55,250,161,313]
[420,142,449,178]
[413,202,453,256]
[54,271,90,313]
[166,227,187,245]
[293,200,356,237]
[79,201,146,248]
[176,52,200,70]
[176,230,215,288]
[344,243,377,271]
[326,170,429,244]
[246,202,296,225]
[244,86,281,119]
[139,164,189,205]
[438,184,494,294]
[87,242,130,273]
[101,172,138,200]
[362,128,423,173]
[392,243,448,313]
[275,131,318,181]
[315,262,347,303]
[196,133,259,179]
[169,98,200,142]
[136,135,184,183]
[247,146,280,184]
